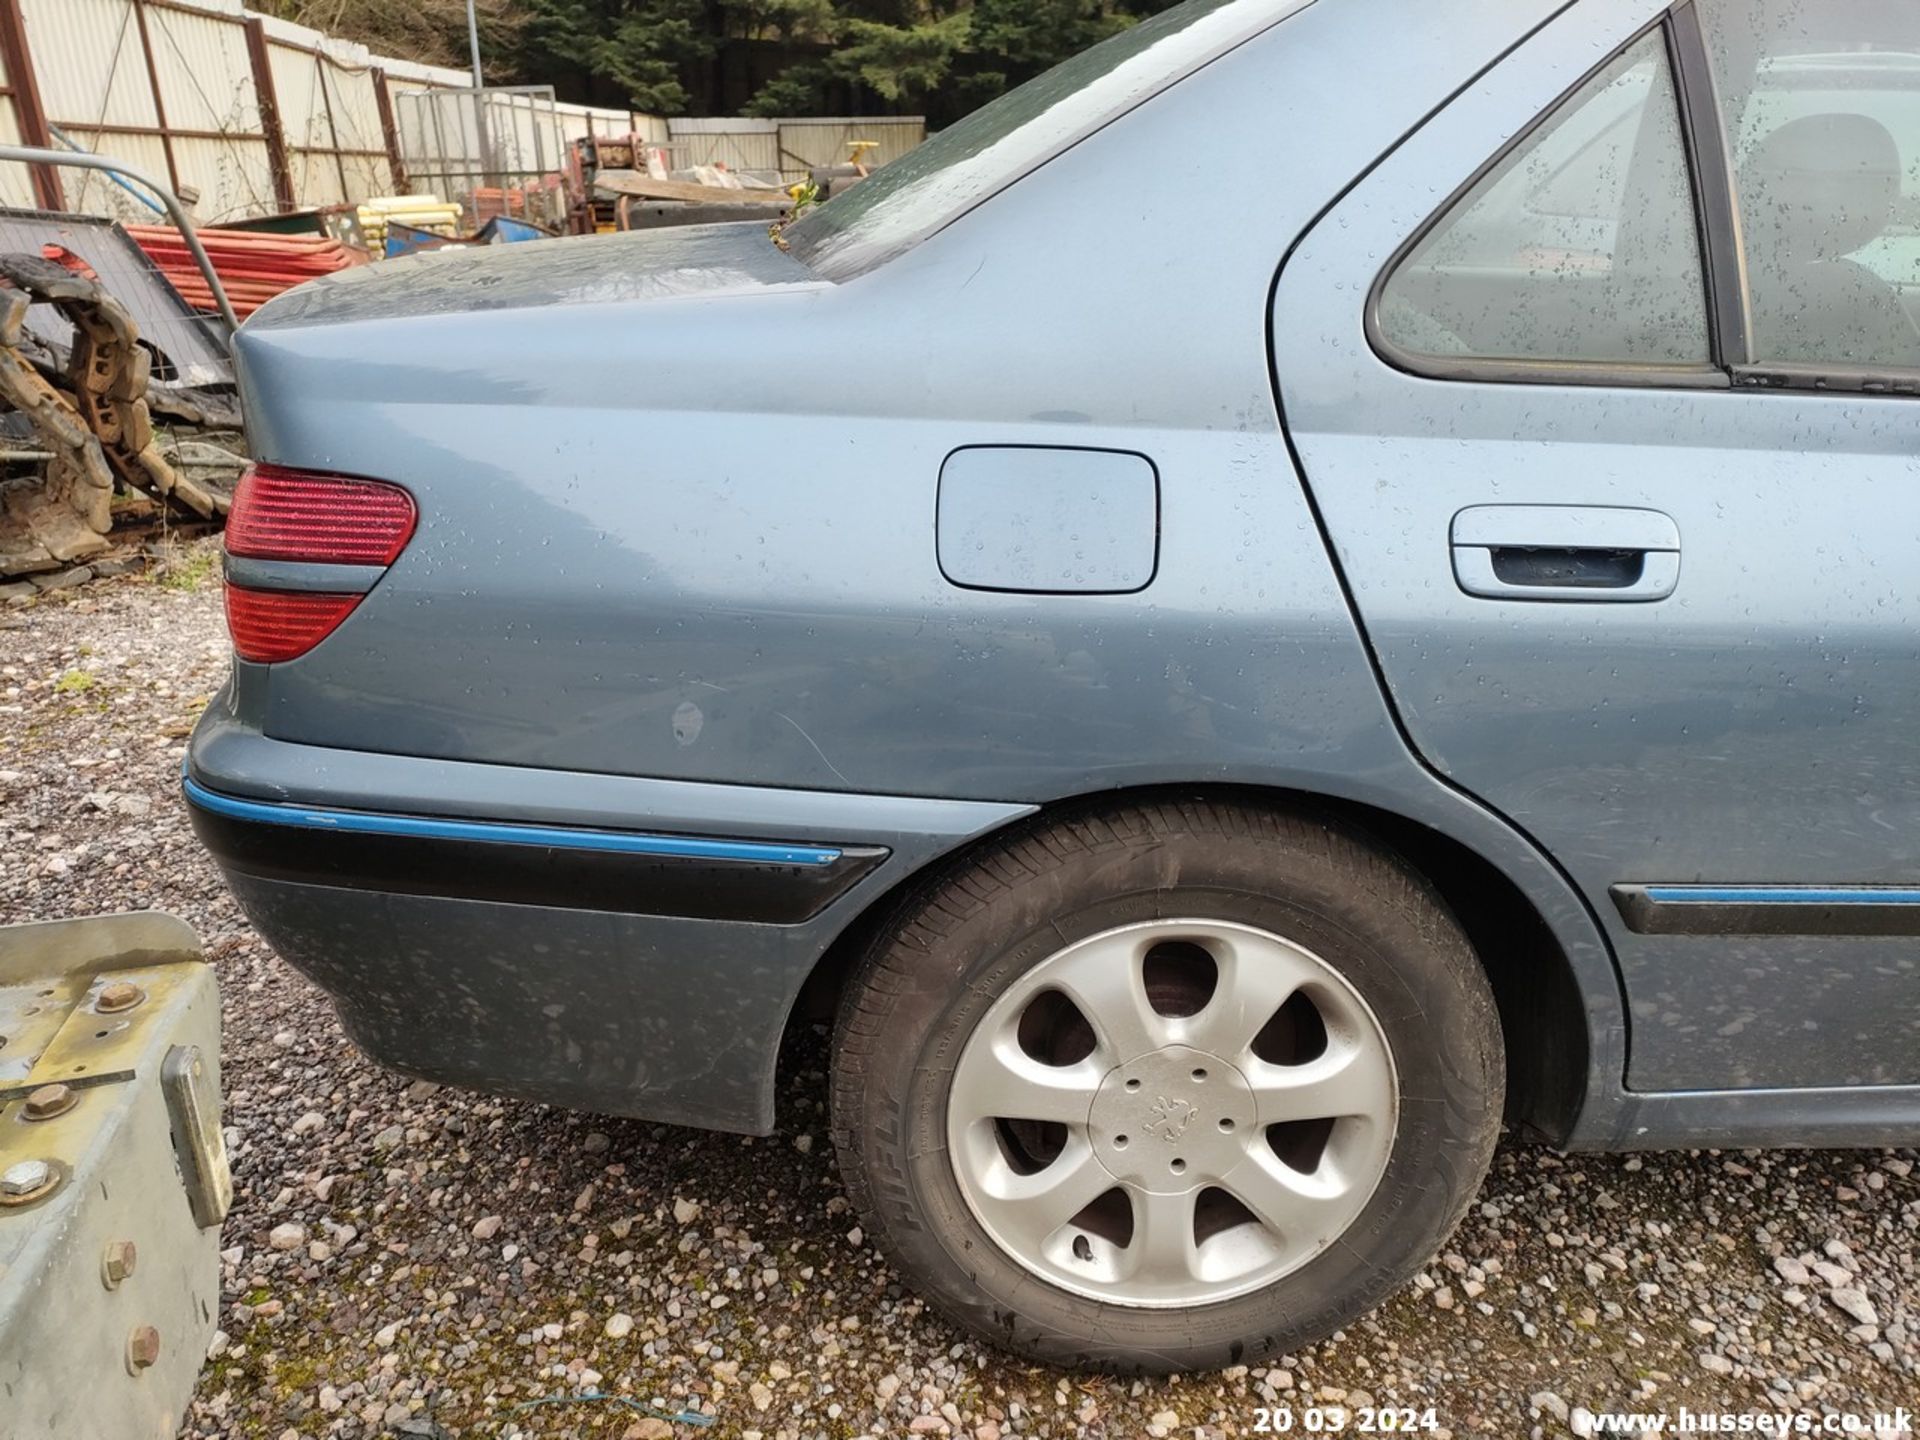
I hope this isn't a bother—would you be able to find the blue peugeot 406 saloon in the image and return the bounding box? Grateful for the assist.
[188,0,1920,1372]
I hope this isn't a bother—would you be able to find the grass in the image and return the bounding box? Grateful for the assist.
[159,547,220,592]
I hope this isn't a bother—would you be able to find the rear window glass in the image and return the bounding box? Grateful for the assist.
[783,0,1306,279]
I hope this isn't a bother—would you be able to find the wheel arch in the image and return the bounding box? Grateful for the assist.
[784,781,1601,1145]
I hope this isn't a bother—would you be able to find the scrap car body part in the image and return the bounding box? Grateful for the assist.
[0,912,228,1440]
[0,148,238,578]
[0,252,225,576]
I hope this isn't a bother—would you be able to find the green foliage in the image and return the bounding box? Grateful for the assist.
[158,546,220,592]
[831,10,973,102]
[742,65,834,118]
[517,0,716,113]
[282,0,1188,121]
[967,0,1140,73]
[741,0,842,38]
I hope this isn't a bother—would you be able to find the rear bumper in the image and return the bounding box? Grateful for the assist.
[186,701,1031,1132]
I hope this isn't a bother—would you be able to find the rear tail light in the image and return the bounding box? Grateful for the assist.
[225,590,364,664]
[223,464,416,663]
[226,464,416,565]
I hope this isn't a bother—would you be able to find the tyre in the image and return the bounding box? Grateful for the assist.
[830,796,1504,1372]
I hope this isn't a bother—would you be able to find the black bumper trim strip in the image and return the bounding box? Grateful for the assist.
[1611,883,1920,937]
[186,789,889,925]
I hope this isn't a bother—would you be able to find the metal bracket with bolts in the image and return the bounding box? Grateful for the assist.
[0,913,223,1438]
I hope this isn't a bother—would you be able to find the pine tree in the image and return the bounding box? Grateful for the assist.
[265,0,1191,122]
[831,9,973,102]
[515,0,717,113]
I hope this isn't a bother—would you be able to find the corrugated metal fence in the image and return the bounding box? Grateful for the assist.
[0,0,662,223]
[668,115,925,184]
[0,0,923,224]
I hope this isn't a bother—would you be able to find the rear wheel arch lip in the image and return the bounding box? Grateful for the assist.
[792,776,1623,1150]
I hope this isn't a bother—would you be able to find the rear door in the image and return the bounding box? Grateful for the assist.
[1274,0,1920,1096]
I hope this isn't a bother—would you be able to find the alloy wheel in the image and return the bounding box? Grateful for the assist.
[945,919,1398,1307]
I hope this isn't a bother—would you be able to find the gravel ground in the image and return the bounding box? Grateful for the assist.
[2,548,1915,1440]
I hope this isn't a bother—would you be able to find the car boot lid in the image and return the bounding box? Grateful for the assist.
[245,220,822,332]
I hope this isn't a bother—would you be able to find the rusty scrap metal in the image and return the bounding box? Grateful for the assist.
[101,1239,137,1289]
[0,254,221,517]
[95,980,146,1014]
[125,1324,161,1374]
[0,253,227,578]
[20,1082,75,1121]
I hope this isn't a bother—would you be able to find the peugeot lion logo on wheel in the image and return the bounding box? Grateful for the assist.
[1144,1095,1199,1142]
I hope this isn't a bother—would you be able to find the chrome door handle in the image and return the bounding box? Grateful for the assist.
[1451,505,1680,603]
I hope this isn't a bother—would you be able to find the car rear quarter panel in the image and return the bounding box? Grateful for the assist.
[236,0,1570,809]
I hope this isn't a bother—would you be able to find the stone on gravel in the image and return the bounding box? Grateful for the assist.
[31,566,91,592]
[1773,1255,1813,1286]
[1813,1260,1852,1288]
[267,1222,306,1251]
[1829,1287,1879,1327]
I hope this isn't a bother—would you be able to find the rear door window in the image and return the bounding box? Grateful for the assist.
[1698,0,1920,370]
[1374,29,1710,369]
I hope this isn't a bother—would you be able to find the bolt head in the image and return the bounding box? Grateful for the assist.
[1,1158,52,1196]
[22,1082,75,1121]
[103,1239,138,1287]
[96,981,145,1014]
[126,1324,161,1372]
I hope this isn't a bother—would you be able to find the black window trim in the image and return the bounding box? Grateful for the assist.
[1366,2,1920,399]
[1667,0,1753,367]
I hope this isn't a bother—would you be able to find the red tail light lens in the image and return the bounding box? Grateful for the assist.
[223,464,415,663]
[226,463,416,566]
[225,589,364,664]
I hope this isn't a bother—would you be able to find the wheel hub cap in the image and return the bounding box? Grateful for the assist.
[1089,1047,1257,1194]
[945,919,1398,1308]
